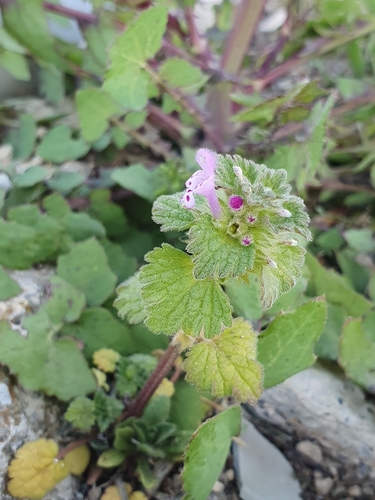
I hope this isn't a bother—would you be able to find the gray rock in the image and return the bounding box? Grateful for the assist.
[233,419,301,500]
[296,440,323,464]
[253,365,375,473]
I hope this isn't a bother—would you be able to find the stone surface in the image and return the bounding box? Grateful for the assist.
[233,419,301,500]
[314,476,333,496]
[252,365,375,474]
[296,440,323,464]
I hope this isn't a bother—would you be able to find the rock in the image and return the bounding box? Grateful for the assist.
[233,419,301,500]
[348,485,361,497]
[252,365,375,474]
[296,440,323,464]
[314,477,333,496]
[212,481,225,493]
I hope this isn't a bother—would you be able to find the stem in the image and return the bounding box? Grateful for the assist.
[144,64,223,151]
[221,0,266,76]
[253,20,375,91]
[43,2,98,25]
[56,430,98,460]
[123,344,180,420]
[210,0,266,145]
[147,103,184,144]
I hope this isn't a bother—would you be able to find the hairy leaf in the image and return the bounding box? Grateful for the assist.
[65,397,96,432]
[152,193,196,232]
[140,244,232,338]
[184,318,263,402]
[41,275,86,325]
[187,215,255,279]
[114,273,146,324]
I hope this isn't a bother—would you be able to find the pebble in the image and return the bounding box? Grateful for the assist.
[0,383,12,408]
[212,482,225,493]
[348,485,361,497]
[315,477,333,496]
[296,440,323,464]
[225,469,235,481]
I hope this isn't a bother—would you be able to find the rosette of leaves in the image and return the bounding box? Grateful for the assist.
[114,395,191,461]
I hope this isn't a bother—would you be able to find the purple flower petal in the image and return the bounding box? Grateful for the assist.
[229,195,244,210]
[195,149,217,176]
[185,170,207,190]
[182,189,195,209]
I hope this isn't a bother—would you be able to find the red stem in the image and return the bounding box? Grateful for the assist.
[122,344,180,420]
[43,2,98,25]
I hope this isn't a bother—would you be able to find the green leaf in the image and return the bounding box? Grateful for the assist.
[264,277,307,317]
[101,239,136,283]
[41,276,86,325]
[60,307,136,359]
[37,125,90,163]
[224,275,262,321]
[187,214,255,279]
[0,219,39,269]
[305,253,372,317]
[98,449,125,468]
[0,50,30,80]
[124,110,147,128]
[184,318,263,402]
[12,166,50,188]
[339,317,375,392]
[46,171,85,195]
[182,406,241,500]
[336,248,369,294]
[143,395,171,426]
[0,267,21,300]
[7,114,36,160]
[0,311,96,400]
[57,239,117,306]
[343,229,375,253]
[2,0,64,66]
[258,297,327,388]
[103,66,149,110]
[115,353,157,397]
[112,164,164,202]
[8,204,65,262]
[114,272,146,324]
[76,88,119,142]
[159,58,207,92]
[64,397,96,432]
[152,193,196,232]
[39,66,65,103]
[107,6,168,65]
[89,189,128,238]
[94,390,123,432]
[104,6,168,110]
[140,244,232,338]
[169,380,210,432]
[314,303,346,360]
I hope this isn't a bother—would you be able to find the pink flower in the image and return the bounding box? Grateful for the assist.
[181,149,221,218]
[229,195,244,211]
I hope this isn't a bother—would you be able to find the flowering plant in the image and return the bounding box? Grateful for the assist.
[116,149,315,402]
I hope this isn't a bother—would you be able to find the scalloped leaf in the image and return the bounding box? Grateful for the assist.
[0,312,96,401]
[184,318,263,402]
[114,272,146,324]
[187,214,255,279]
[152,193,196,232]
[64,397,96,432]
[7,439,68,499]
[139,244,232,338]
